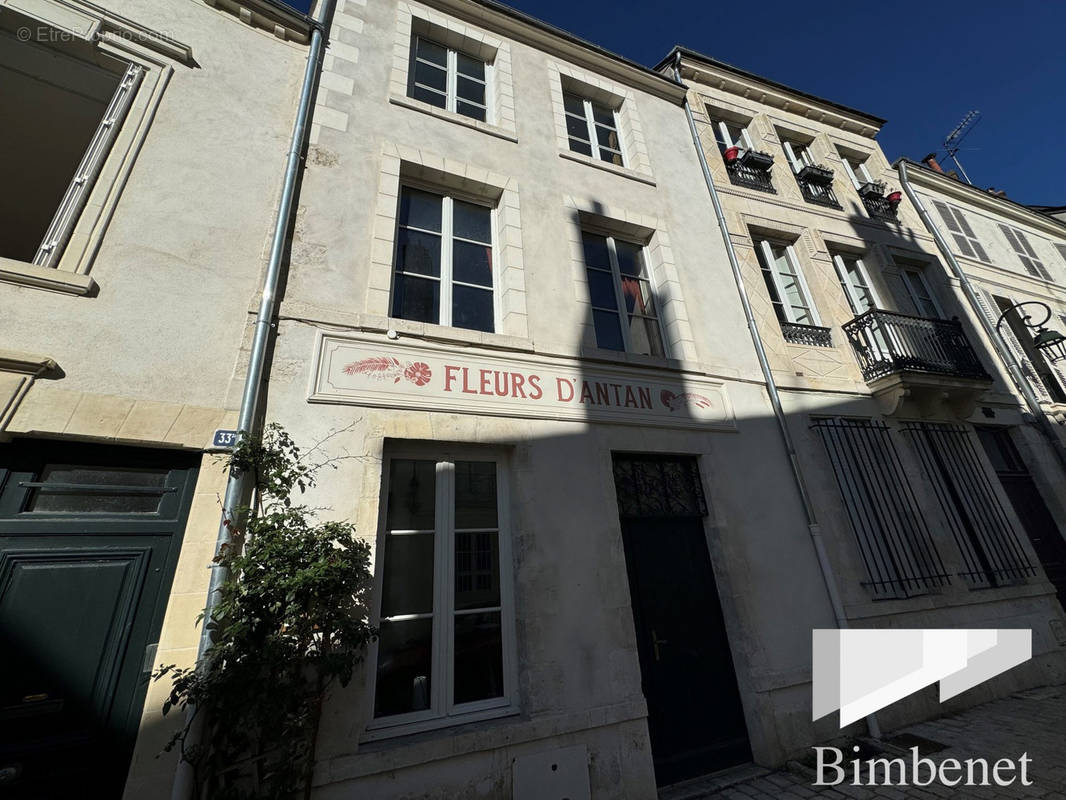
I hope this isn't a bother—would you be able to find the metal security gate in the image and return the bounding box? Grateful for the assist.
[0,440,199,798]
[612,455,750,786]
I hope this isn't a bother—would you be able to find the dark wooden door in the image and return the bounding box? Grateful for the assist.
[613,456,750,787]
[0,441,199,798]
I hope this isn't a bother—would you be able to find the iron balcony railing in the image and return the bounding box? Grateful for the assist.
[781,321,832,347]
[862,193,898,222]
[725,159,776,193]
[795,164,842,209]
[842,309,991,382]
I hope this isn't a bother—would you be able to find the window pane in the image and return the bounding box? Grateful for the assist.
[598,148,623,166]
[411,84,447,109]
[565,114,590,140]
[595,124,619,151]
[591,103,614,127]
[628,315,665,358]
[399,187,443,232]
[581,233,610,269]
[456,101,486,122]
[412,60,447,93]
[452,285,494,332]
[381,533,434,616]
[27,465,168,514]
[562,93,584,116]
[392,273,440,323]
[395,229,441,276]
[455,532,500,610]
[386,459,436,530]
[453,612,503,704]
[375,618,433,716]
[456,53,485,81]
[415,38,447,66]
[452,200,491,243]
[453,241,493,287]
[568,138,593,157]
[456,76,485,106]
[620,275,650,315]
[614,240,643,277]
[455,461,497,528]
[593,309,625,351]
[586,267,617,309]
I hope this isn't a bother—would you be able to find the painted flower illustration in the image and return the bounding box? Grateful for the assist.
[404,362,432,386]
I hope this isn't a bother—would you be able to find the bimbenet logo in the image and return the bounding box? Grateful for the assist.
[809,629,1034,789]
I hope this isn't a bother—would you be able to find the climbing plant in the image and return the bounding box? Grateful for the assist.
[156,424,375,799]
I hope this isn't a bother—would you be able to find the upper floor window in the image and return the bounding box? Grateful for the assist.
[391,186,494,333]
[838,153,875,190]
[710,118,754,154]
[931,200,990,262]
[754,239,820,328]
[998,224,1052,280]
[564,92,623,166]
[896,260,942,319]
[372,456,516,731]
[581,231,664,356]
[408,36,489,123]
[781,139,816,173]
[831,252,880,315]
[2,35,142,267]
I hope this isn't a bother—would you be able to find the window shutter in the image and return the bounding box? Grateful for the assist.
[1012,228,1052,280]
[953,210,989,261]
[1055,243,1066,266]
[33,62,145,268]
[933,200,976,259]
[972,287,1052,402]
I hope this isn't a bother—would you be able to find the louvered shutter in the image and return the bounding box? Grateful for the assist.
[933,200,976,259]
[972,287,1052,402]
[952,208,989,261]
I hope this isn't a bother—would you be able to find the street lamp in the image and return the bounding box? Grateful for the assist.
[995,300,1066,364]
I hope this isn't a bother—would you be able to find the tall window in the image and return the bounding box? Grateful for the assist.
[581,231,664,356]
[392,185,494,333]
[781,139,815,174]
[373,457,515,729]
[408,37,489,122]
[813,418,950,598]
[563,92,623,166]
[932,200,990,262]
[754,239,819,327]
[831,253,879,315]
[998,224,1052,280]
[838,153,874,190]
[897,263,942,319]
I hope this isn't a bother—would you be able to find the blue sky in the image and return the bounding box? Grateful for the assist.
[500,0,1064,206]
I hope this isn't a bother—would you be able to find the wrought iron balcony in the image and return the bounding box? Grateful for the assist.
[795,165,842,209]
[781,321,832,347]
[862,194,899,222]
[843,309,990,382]
[725,157,776,194]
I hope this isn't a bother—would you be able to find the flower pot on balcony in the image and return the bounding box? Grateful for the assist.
[858,181,886,198]
[724,146,740,163]
[886,191,902,205]
[798,164,835,185]
[740,150,774,170]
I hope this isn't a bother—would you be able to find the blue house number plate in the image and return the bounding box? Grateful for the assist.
[212,429,238,449]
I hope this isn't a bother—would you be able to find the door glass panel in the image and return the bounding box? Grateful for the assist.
[454,461,497,528]
[386,459,436,530]
[27,465,169,513]
[380,533,434,616]
[374,618,433,716]
[454,532,500,610]
[453,611,503,704]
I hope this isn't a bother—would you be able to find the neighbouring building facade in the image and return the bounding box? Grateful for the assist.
[4,0,1066,799]
[0,0,310,796]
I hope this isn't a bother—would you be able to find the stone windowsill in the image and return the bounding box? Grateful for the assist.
[388,95,518,143]
[0,257,97,296]
[558,149,656,186]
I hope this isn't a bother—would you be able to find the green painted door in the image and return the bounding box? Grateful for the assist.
[0,441,199,798]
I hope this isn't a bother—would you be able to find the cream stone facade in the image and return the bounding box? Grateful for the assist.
[0,0,309,796]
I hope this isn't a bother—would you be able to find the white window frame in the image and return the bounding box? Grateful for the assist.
[757,239,821,326]
[831,253,881,315]
[932,200,990,262]
[900,266,943,319]
[839,155,874,190]
[581,229,667,357]
[564,91,625,166]
[390,181,498,332]
[999,224,1052,280]
[365,450,518,739]
[782,139,814,174]
[408,35,493,124]
[712,118,754,153]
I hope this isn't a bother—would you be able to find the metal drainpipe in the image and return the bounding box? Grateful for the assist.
[897,161,1066,474]
[171,4,335,798]
[672,53,881,740]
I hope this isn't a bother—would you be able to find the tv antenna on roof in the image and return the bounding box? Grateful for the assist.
[942,110,981,185]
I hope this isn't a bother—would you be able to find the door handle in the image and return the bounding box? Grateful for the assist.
[651,629,668,662]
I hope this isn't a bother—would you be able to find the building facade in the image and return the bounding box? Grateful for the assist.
[0,0,310,796]
[5,1,1066,798]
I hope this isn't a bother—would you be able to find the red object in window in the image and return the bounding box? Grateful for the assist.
[724,146,740,162]
[886,191,903,205]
